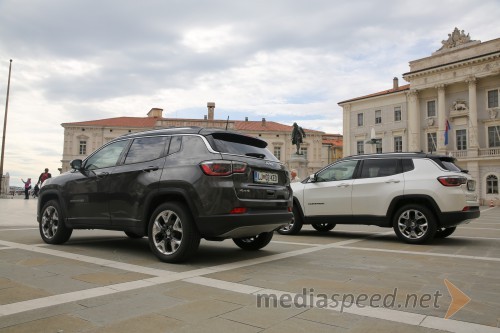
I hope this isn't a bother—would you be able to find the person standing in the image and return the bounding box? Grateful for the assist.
[38,168,52,185]
[21,178,31,199]
[290,169,301,183]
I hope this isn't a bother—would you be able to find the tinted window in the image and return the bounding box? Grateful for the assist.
[402,159,415,172]
[316,160,358,182]
[168,136,182,154]
[436,158,462,172]
[124,136,169,164]
[209,133,277,161]
[85,140,129,170]
[360,159,400,179]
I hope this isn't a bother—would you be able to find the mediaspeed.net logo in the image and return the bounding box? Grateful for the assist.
[256,279,471,319]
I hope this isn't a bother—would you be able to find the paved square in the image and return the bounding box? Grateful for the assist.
[0,198,499,332]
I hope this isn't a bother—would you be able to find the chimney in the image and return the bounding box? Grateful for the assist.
[393,77,399,90]
[147,108,163,118]
[207,102,215,120]
[262,118,266,126]
[245,117,248,121]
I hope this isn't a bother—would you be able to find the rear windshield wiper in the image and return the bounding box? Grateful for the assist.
[246,153,265,159]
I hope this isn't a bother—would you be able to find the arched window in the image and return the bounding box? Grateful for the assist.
[486,175,498,194]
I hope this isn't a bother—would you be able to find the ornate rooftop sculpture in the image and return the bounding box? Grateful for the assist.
[436,28,479,53]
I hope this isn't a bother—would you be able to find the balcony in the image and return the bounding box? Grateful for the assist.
[448,148,500,159]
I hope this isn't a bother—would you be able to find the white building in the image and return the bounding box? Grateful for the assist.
[339,28,500,205]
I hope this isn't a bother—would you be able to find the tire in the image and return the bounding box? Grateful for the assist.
[435,227,457,239]
[39,200,73,244]
[124,231,143,239]
[393,204,437,244]
[148,202,200,263]
[233,232,273,250]
[312,223,336,232]
[277,205,303,235]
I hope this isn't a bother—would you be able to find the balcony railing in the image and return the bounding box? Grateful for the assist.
[448,148,500,159]
[479,147,500,157]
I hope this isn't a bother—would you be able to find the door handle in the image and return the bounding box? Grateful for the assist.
[143,166,159,172]
[96,172,109,179]
[337,183,350,187]
[385,179,400,183]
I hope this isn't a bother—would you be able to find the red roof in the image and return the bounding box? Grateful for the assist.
[62,117,158,128]
[322,137,343,147]
[63,117,325,134]
[234,120,322,134]
[338,84,410,104]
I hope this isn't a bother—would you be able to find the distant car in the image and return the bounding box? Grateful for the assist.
[37,127,293,262]
[280,153,480,244]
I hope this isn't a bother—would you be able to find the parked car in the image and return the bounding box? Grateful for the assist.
[37,127,293,262]
[280,153,480,244]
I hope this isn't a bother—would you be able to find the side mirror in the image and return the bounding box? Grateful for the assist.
[309,173,317,182]
[70,159,83,170]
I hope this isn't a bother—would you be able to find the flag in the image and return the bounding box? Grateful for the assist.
[444,120,451,145]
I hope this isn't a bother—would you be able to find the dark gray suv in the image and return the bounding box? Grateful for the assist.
[37,127,293,262]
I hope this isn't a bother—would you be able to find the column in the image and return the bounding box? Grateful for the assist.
[407,89,421,152]
[436,84,446,153]
[342,104,351,157]
[467,77,479,154]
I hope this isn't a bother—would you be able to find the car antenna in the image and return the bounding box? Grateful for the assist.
[225,116,229,130]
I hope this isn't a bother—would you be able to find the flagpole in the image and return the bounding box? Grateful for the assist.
[0,59,13,196]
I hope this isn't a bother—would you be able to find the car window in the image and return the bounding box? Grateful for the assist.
[208,133,278,161]
[359,159,400,179]
[436,158,462,172]
[168,136,182,154]
[124,136,169,164]
[85,140,129,170]
[316,160,358,182]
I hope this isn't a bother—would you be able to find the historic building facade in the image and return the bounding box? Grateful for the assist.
[61,103,342,178]
[339,28,500,205]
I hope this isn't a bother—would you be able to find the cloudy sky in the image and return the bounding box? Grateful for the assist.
[1,0,499,187]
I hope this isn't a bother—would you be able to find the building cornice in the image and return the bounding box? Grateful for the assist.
[403,51,500,80]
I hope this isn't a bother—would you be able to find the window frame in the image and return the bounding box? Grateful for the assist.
[487,89,499,109]
[456,129,467,151]
[375,110,382,124]
[486,174,499,194]
[427,132,437,153]
[394,106,402,122]
[394,136,402,153]
[488,125,500,148]
[356,140,364,155]
[273,146,282,160]
[427,100,436,118]
[79,141,87,155]
[357,113,364,127]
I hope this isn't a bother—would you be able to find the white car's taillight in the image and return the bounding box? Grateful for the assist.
[437,176,467,187]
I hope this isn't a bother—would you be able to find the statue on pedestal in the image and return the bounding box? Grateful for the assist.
[291,122,306,155]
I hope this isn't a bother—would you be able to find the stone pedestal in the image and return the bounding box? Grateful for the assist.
[288,154,308,180]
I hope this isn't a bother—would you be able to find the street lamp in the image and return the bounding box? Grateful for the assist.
[0,59,12,197]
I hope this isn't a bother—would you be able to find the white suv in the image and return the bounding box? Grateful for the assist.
[281,153,480,244]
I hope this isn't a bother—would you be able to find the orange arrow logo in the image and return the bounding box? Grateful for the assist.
[444,279,471,319]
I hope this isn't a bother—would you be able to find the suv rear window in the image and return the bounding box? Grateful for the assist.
[435,157,462,172]
[207,133,278,161]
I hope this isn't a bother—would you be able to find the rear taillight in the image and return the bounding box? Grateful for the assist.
[437,176,467,187]
[200,161,247,176]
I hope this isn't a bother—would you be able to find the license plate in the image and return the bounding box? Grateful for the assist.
[254,171,279,184]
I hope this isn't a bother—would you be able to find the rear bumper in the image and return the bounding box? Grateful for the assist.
[196,209,293,238]
[439,207,480,228]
